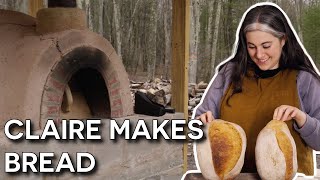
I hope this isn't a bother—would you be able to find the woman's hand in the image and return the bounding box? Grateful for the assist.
[273,105,307,128]
[196,111,215,124]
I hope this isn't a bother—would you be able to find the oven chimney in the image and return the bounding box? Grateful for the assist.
[36,1,86,35]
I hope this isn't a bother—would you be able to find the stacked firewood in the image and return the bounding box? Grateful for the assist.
[188,81,208,118]
[130,78,172,107]
[129,79,208,116]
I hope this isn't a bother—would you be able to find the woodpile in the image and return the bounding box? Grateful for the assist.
[188,81,208,117]
[130,78,208,116]
[130,78,172,107]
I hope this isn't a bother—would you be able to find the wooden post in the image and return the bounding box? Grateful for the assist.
[29,0,44,17]
[172,0,190,173]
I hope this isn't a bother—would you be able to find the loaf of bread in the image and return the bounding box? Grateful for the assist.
[255,120,297,180]
[196,120,246,180]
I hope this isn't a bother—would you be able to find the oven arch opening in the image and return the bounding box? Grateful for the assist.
[61,68,111,119]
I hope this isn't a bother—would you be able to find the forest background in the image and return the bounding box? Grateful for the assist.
[1,0,319,83]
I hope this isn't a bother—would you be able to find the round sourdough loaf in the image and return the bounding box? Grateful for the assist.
[196,120,246,180]
[255,120,297,180]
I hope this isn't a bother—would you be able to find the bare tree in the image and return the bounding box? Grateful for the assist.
[146,0,157,80]
[164,0,172,80]
[112,0,122,59]
[125,0,141,68]
[0,0,28,14]
[189,0,201,83]
[81,0,93,30]
[294,0,304,42]
[205,0,214,61]
[210,0,222,77]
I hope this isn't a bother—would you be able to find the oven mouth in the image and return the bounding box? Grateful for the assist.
[61,67,111,119]
[40,47,115,127]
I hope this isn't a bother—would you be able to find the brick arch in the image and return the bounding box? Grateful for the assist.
[40,46,131,128]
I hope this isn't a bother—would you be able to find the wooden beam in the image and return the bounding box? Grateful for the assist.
[172,1,189,115]
[172,0,190,173]
[29,0,44,17]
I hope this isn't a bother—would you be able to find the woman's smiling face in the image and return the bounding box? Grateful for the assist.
[246,30,285,70]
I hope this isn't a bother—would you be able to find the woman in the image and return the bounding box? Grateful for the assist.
[195,3,320,175]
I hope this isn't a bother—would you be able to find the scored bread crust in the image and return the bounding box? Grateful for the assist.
[256,120,297,180]
[196,120,246,180]
[225,122,247,179]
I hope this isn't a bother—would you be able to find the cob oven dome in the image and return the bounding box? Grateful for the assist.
[0,8,133,129]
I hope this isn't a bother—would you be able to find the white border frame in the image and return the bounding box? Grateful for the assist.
[182,2,320,180]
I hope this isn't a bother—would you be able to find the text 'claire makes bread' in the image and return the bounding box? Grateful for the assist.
[196,120,247,180]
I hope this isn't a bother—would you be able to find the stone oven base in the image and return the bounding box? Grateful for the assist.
[0,113,184,180]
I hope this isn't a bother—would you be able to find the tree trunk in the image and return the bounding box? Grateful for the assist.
[97,0,104,35]
[82,0,93,30]
[164,0,172,80]
[225,0,233,55]
[210,0,222,77]
[127,0,141,45]
[147,0,157,80]
[112,0,122,59]
[126,0,142,70]
[102,0,113,43]
[88,0,104,34]
[0,0,28,14]
[204,0,214,78]
[156,0,164,77]
[295,0,303,42]
[189,0,200,83]
[76,0,82,8]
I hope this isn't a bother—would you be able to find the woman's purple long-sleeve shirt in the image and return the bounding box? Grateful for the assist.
[195,62,320,151]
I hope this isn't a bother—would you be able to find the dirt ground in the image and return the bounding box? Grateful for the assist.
[187,141,198,170]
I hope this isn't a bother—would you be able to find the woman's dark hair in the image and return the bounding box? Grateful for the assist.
[226,4,319,104]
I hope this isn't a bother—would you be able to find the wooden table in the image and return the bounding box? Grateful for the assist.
[184,173,261,180]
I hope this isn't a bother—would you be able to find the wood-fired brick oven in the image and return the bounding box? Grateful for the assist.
[0,8,184,180]
[0,8,133,130]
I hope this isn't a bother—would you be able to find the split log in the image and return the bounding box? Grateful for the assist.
[198,81,208,89]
